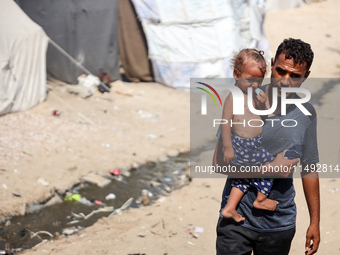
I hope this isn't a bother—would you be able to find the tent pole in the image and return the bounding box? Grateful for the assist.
[48,38,111,93]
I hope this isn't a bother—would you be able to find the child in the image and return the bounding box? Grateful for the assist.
[220,49,301,222]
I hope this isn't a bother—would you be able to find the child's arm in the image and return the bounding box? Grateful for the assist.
[255,90,268,120]
[221,93,235,164]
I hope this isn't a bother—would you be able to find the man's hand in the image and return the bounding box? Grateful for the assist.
[213,141,299,178]
[302,170,320,255]
[223,147,235,164]
[261,152,298,178]
[305,223,320,254]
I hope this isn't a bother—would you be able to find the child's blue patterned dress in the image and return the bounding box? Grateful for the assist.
[230,133,302,195]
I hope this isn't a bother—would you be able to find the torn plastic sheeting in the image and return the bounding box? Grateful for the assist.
[132,0,268,88]
[142,18,236,62]
[132,0,233,24]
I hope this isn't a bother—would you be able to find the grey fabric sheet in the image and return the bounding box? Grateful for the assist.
[15,0,120,84]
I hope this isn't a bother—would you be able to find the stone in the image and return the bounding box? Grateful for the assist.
[167,149,179,157]
[45,195,63,207]
[82,173,111,188]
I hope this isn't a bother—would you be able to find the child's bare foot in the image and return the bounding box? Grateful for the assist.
[253,199,278,211]
[221,207,245,222]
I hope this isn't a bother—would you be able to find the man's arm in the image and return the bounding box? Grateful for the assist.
[301,167,320,255]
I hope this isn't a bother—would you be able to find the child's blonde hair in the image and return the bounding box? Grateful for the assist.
[231,49,267,76]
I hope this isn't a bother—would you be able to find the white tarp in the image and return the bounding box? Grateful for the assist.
[132,0,268,88]
[0,0,48,115]
[266,0,304,11]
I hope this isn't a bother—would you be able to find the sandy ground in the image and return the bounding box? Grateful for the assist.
[1,0,340,254]
[0,80,190,218]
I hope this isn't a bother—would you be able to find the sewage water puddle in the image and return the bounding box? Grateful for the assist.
[0,153,190,253]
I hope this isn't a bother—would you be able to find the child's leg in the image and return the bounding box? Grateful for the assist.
[221,180,249,222]
[251,179,278,211]
[253,191,278,211]
[221,187,245,222]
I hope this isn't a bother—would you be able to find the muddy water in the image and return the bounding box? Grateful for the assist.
[0,153,190,252]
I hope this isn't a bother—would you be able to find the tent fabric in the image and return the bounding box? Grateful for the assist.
[118,0,153,82]
[266,0,304,11]
[15,0,120,84]
[132,0,269,89]
[0,0,48,116]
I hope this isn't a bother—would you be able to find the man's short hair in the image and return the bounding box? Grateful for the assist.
[274,38,314,72]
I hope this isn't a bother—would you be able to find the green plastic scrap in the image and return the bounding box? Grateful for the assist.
[64,193,81,202]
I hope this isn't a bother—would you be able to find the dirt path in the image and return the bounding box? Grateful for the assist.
[1,0,340,254]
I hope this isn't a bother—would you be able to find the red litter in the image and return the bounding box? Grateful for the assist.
[109,168,121,176]
[94,200,103,205]
[52,109,61,116]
